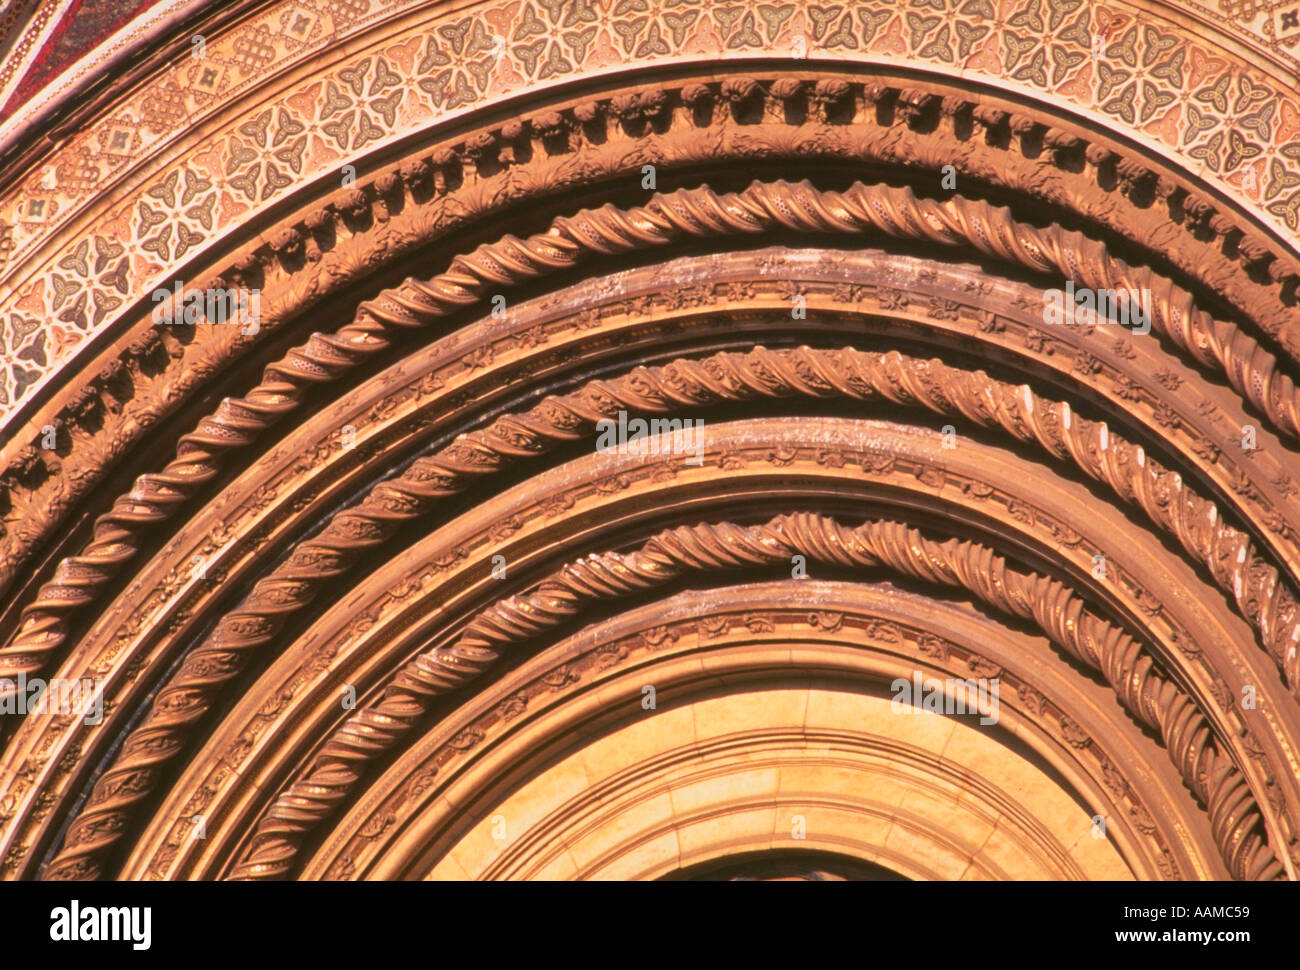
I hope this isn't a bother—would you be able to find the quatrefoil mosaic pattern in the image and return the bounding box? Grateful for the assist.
[2,0,1300,424]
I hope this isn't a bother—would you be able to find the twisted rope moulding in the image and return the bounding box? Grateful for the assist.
[30,344,1300,880]
[226,512,1282,882]
[8,179,1294,880]
[6,179,1293,693]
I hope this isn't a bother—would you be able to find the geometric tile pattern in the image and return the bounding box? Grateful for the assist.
[3,0,1300,427]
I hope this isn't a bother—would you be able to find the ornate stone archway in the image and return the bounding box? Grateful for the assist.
[2,0,1299,881]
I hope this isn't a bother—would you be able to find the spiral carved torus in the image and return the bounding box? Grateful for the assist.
[6,8,1300,885]
[24,343,1300,882]
[3,180,1295,696]
[224,513,1279,882]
